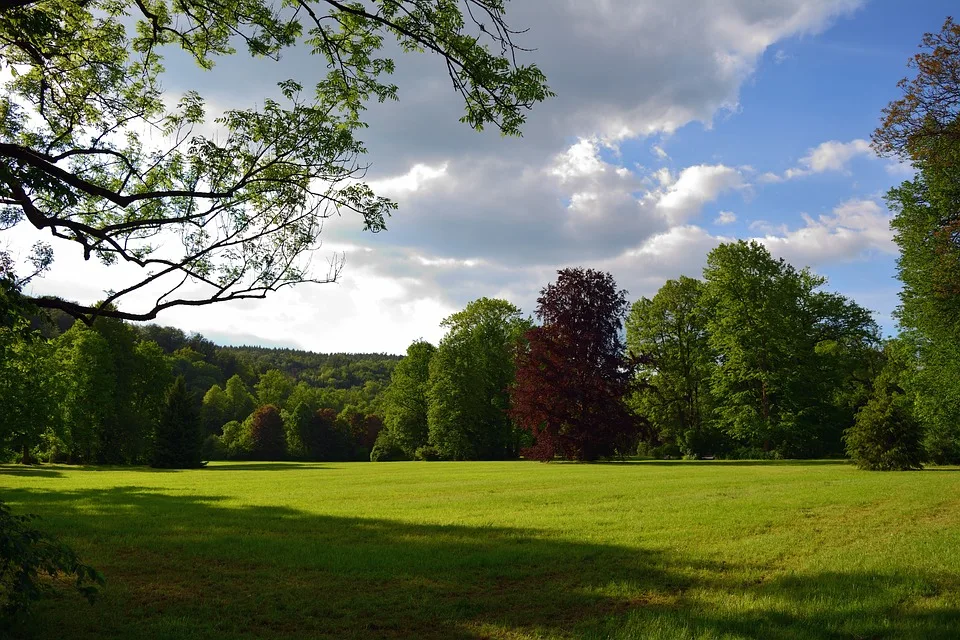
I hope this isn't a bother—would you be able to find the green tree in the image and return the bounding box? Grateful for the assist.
[427,298,530,460]
[282,402,313,459]
[845,345,924,471]
[224,374,256,424]
[626,276,716,457]
[382,340,436,458]
[54,324,115,462]
[873,19,960,463]
[152,376,203,468]
[703,241,878,457]
[255,369,294,410]
[0,330,59,464]
[2,0,550,323]
[200,384,230,435]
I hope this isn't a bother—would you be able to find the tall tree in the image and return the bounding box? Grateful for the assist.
[511,268,639,462]
[54,323,115,462]
[1,0,550,323]
[427,298,530,460]
[626,276,717,457]
[224,374,256,424]
[703,241,879,457]
[255,370,294,410]
[248,405,285,460]
[874,17,960,463]
[152,375,203,468]
[382,340,436,458]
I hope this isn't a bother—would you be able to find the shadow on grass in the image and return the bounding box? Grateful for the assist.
[203,462,332,471]
[0,465,64,478]
[610,459,850,467]
[4,486,958,640]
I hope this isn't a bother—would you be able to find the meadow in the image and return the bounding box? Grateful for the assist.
[2,460,959,639]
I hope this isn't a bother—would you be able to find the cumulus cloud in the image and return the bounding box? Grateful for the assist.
[754,199,894,265]
[12,0,872,352]
[715,211,737,225]
[761,138,875,182]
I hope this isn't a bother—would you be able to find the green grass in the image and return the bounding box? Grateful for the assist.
[2,460,959,639]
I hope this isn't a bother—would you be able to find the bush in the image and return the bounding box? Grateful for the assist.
[370,430,406,462]
[201,434,226,461]
[414,445,441,461]
[0,499,104,620]
[219,420,252,459]
[846,388,924,471]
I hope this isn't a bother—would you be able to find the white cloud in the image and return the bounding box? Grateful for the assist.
[549,138,608,181]
[715,210,737,225]
[755,199,894,265]
[367,162,448,195]
[654,165,747,224]
[764,139,875,182]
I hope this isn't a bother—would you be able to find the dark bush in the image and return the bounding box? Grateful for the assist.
[414,445,441,461]
[846,388,924,471]
[370,430,406,462]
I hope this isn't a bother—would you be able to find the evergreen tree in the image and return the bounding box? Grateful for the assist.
[152,376,203,468]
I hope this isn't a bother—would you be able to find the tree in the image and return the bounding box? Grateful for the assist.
[224,374,256,424]
[845,346,924,471]
[255,370,293,410]
[511,268,639,462]
[248,405,285,460]
[300,408,348,461]
[382,340,435,458]
[874,19,960,463]
[152,375,203,468]
[201,384,230,435]
[872,17,960,160]
[54,323,116,462]
[626,276,716,457]
[1,0,551,323]
[427,298,529,460]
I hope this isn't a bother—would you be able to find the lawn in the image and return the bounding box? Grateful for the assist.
[1,460,959,639]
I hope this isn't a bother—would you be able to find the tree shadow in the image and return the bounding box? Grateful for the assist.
[626,459,850,467]
[202,462,332,471]
[4,486,958,639]
[0,465,64,478]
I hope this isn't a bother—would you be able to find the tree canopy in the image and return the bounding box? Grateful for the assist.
[0,0,551,323]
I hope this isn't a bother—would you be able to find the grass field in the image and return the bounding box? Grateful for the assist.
[2,460,959,639]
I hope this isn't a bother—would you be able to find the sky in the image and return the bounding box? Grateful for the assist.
[8,0,957,353]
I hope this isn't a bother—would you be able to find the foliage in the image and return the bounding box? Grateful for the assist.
[248,405,286,461]
[369,429,406,462]
[255,370,294,410]
[382,340,436,457]
[152,376,203,468]
[872,17,960,160]
[703,241,879,457]
[0,498,103,620]
[219,420,252,460]
[224,375,256,424]
[1,0,550,322]
[427,298,529,460]
[414,445,441,461]
[300,408,349,461]
[511,268,640,461]
[846,364,924,471]
[626,276,717,457]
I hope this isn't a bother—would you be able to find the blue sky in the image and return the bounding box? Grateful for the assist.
[12,0,956,351]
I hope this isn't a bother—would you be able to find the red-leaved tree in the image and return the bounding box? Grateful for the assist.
[249,405,286,460]
[511,268,641,461]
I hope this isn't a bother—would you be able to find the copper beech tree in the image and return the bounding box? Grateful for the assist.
[511,268,643,462]
[0,0,551,323]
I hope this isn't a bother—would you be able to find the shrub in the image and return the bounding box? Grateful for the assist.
[370,430,406,462]
[0,499,104,620]
[846,388,924,471]
[201,434,226,461]
[414,445,441,461]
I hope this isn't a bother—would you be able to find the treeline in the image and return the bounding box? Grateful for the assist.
[0,298,399,465]
[370,245,899,463]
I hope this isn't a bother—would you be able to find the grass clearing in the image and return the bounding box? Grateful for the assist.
[2,460,959,639]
